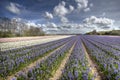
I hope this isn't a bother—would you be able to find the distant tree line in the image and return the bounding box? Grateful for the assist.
[86,29,120,36]
[0,17,45,37]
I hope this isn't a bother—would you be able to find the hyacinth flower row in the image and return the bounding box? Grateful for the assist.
[1,37,71,58]
[0,37,71,64]
[0,37,74,78]
[60,37,96,80]
[87,35,120,51]
[15,37,76,80]
[82,37,120,80]
[84,35,120,50]
[82,36,120,61]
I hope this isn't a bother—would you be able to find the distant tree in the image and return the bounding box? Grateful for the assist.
[92,30,97,35]
[23,26,45,36]
[86,29,98,35]
[0,17,45,37]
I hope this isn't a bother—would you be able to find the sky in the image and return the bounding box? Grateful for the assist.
[0,0,120,34]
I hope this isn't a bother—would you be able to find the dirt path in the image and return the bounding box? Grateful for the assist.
[82,42,101,80]
[50,42,76,80]
[7,43,67,80]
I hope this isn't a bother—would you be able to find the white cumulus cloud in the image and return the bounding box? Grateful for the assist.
[83,16,115,29]
[45,12,53,19]
[69,5,74,12]
[26,21,38,27]
[43,22,59,34]
[54,1,68,17]
[75,0,92,12]
[61,17,69,23]
[12,17,22,22]
[6,2,21,14]
[75,0,88,9]
[47,22,57,28]
[84,7,90,12]
[53,1,74,23]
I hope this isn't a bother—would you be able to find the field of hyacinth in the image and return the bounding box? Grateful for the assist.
[0,35,120,80]
[0,36,70,51]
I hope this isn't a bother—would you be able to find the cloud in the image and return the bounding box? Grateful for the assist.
[6,2,21,14]
[47,22,57,28]
[69,5,74,12]
[41,24,47,28]
[75,0,93,13]
[101,26,111,29]
[83,16,115,29]
[37,24,42,27]
[54,1,68,17]
[77,3,82,11]
[60,16,69,23]
[53,1,74,23]
[84,7,90,12]
[56,23,91,34]
[47,0,92,23]
[75,0,88,8]
[42,22,59,34]
[12,17,22,22]
[41,20,115,34]
[45,12,53,19]
[75,0,88,11]
[61,1,66,6]
[26,21,38,27]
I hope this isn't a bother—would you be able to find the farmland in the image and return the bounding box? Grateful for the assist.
[0,35,120,80]
[0,36,70,51]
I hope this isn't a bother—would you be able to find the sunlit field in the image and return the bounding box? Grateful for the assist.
[0,35,120,80]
